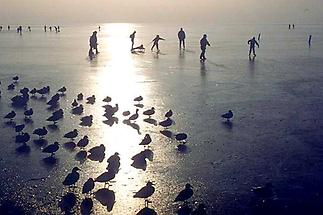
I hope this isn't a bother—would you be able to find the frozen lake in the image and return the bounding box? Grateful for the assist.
[1,23,323,214]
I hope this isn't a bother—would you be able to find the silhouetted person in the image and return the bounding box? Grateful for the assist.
[0,26,2,31]
[57,26,60,32]
[248,37,259,57]
[132,44,145,52]
[178,28,186,50]
[98,26,101,31]
[130,31,136,50]
[89,31,99,54]
[308,35,312,46]
[54,26,58,33]
[258,33,261,41]
[199,34,210,61]
[49,26,52,32]
[288,24,291,29]
[292,24,295,29]
[17,26,22,35]
[44,25,47,32]
[8,25,10,31]
[151,35,165,51]
[27,26,31,32]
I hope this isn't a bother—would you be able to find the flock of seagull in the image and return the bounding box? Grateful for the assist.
[1,75,235,215]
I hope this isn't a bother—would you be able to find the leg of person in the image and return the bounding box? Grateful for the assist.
[156,43,159,51]
[202,49,206,60]
[151,44,155,51]
[253,47,256,56]
[179,40,181,50]
[200,49,203,60]
[183,40,185,50]
[249,47,252,56]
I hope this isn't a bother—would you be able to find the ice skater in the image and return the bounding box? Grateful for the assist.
[248,37,259,57]
[308,35,312,47]
[178,28,186,50]
[150,35,165,52]
[199,34,210,61]
[130,31,136,50]
[44,25,47,32]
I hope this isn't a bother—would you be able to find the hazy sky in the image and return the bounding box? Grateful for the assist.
[1,0,323,24]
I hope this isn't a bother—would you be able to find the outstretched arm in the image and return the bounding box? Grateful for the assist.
[160,37,165,40]
[207,41,210,46]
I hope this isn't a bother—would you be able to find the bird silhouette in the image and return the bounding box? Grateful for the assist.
[159,118,173,129]
[63,167,81,186]
[57,86,67,94]
[12,75,19,83]
[64,129,78,140]
[4,111,16,121]
[77,136,89,148]
[165,109,173,118]
[24,108,33,119]
[134,96,143,103]
[71,99,78,107]
[133,181,155,200]
[77,93,83,101]
[33,127,48,139]
[42,142,59,156]
[174,184,193,202]
[221,110,233,121]
[139,134,152,147]
[103,96,112,103]
[15,124,25,133]
[86,95,96,104]
[82,178,95,194]
[95,171,116,186]
[143,107,155,118]
[7,84,15,90]
[129,109,139,121]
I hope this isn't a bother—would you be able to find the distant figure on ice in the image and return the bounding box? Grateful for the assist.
[27,26,31,32]
[132,44,145,52]
[178,28,186,50]
[44,25,47,32]
[248,37,259,57]
[0,26,2,31]
[288,24,291,29]
[199,34,210,61]
[49,26,52,32]
[130,31,136,50]
[17,26,22,35]
[308,35,312,47]
[292,24,295,29]
[98,26,101,31]
[8,25,10,31]
[258,33,261,41]
[151,35,165,52]
[54,26,58,33]
[57,26,60,32]
[89,31,99,59]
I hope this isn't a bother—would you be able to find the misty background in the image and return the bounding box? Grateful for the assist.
[1,0,322,24]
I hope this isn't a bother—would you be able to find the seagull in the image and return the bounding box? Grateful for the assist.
[95,171,116,186]
[63,167,81,186]
[72,104,84,115]
[174,183,193,202]
[4,110,16,121]
[165,109,173,118]
[77,93,83,101]
[15,124,25,133]
[134,181,155,198]
[134,96,143,103]
[103,96,112,103]
[139,134,152,147]
[159,118,173,129]
[57,86,67,94]
[37,87,50,96]
[221,110,233,121]
[175,133,187,143]
[77,136,89,148]
[24,108,33,119]
[106,152,120,173]
[47,109,64,124]
[80,115,93,126]
[64,129,78,140]
[33,127,48,139]
[71,99,78,107]
[129,109,139,121]
[7,84,15,90]
[30,88,37,96]
[122,111,130,116]
[82,178,95,194]
[143,107,155,118]
[42,142,59,156]
[15,132,31,144]
[20,87,29,95]
[86,95,96,104]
